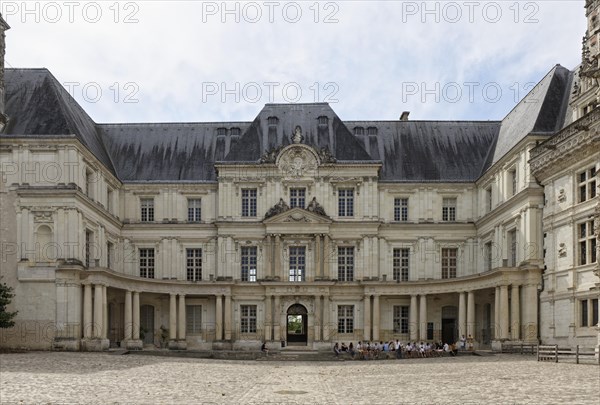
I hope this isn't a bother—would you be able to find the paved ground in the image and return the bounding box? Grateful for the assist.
[0,352,598,404]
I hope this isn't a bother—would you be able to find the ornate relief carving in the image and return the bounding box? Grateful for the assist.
[33,210,53,223]
[557,189,566,203]
[558,243,567,258]
[306,197,327,217]
[278,146,318,179]
[264,198,290,219]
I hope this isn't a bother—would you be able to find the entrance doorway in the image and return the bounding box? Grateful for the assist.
[441,306,458,344]
[286,304,308,345]
[140,305,155,345]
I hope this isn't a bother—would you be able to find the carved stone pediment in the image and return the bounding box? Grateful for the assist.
[263,207,332,225]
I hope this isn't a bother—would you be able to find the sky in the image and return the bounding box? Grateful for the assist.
[2,0,586,123]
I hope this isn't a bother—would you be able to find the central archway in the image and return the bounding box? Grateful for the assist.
[286,304,308,346]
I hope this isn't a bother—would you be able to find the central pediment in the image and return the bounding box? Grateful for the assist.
[263,207,332,225]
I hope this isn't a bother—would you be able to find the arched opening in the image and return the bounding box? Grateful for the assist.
[140,305,155,345]
[35,225,55,262]
[441,305,458,345]
[286,304,308,346]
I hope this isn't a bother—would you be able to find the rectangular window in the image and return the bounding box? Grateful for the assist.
[107,187,114,213]
[188,199,201,222]
[578,220,597,265]
[241,189,257,217]
[442,198,456,221]
[393,248,410,282]
[484,242,493,272]
[241,247,257,282]
[106,241,113,269]
[85,230,93,267]
[427,322,434,340]
[240,305,257,333]
[578,167,597,203]
[486,187,492,213]
[186,305,202,334]
[394,198,408,222]
[337,305,354,334]
[337,247,354,281]
[581,299,589,327]
[289,247,305,282]
[140,198,154,222]
[441,248,457,279]
[393,305,409,334]
[508,230,517,267]
[186,248,202,281]
[510,169,517,197]
[289,188,306,208]
[592,299,599,327]
[139,248,155,279]
[338,188,354,217]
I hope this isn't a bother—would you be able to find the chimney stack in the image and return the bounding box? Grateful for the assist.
[0,13,9,131]
[400,111,410,121]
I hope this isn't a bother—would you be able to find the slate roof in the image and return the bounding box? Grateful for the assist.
[1,66,575,183]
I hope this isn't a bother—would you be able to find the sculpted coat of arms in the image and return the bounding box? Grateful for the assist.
[278,148,318,178]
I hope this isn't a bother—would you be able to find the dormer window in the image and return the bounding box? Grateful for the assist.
[230,127,241,136]
[367,127,378,136]
[318,116,328,126]
[217,127,227,136]
[354,127,364,136]
[267,116,279,126]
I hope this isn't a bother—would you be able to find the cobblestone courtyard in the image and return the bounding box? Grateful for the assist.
[0,352,598,404]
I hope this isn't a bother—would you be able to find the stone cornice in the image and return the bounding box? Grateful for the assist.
[530,109,600,180]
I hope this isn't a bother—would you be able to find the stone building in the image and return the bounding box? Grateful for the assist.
[0,4,597,353]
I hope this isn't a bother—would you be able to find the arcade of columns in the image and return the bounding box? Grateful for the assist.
[78,232,538,347]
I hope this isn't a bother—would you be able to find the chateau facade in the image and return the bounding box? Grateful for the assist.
[0,2,598,353]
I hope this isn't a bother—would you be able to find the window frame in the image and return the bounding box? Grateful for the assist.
[139,248,155,279]
[442,197,457,221]
[578,220,597,266]
[337,247,354,282]
[241,189,257,217]
[186,248,203,281]
[441,247,457,279]
[289,188,306,209]
[393,305,409,334]
[337,305,354,334]
[394,198,409,222]
[393,248,410,282]
[289,246,306,282]
[187,198,202,222]
[241,246,258,282]
[140,198,155,222]
[186,305,202,335]
[578,167,597,203]
[240,305,257,334]
[338,188,355,217]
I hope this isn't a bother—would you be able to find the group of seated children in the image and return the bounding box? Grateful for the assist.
[333,340,459,359]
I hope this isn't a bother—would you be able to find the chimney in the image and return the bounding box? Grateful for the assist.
[400,111,410,121]
[0,13,9,132]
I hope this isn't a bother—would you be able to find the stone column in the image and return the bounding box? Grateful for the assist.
[178,294,186,341]
[419,294,427,341]
[273,296,281,341]
[265,295,272,341]
[363,294,371,341]
[314,295,321,341]
[410,295,418,342]
[94,284,103,338]
[323,236,330,278]
[315,234,321,278]
[372,294,380,341]
[322,295,330,341]
[132,291,140,340]
[494,286,500,339]
[102,285,108,339]
[215,295,223,341]
[500,285,509,340]
[458,292,466,338]
[522,284,538,342]
[124,290,132,341]
[83,284,92,339]
[467,291,475,338]
[510,285,520,341]
[224,295,232,340]
[169,294,177,341]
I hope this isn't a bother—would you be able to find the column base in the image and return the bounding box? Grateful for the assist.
[52,337,80,351]
[122,339,143,350]
[168,340,187,350]
[81,338,110,351]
